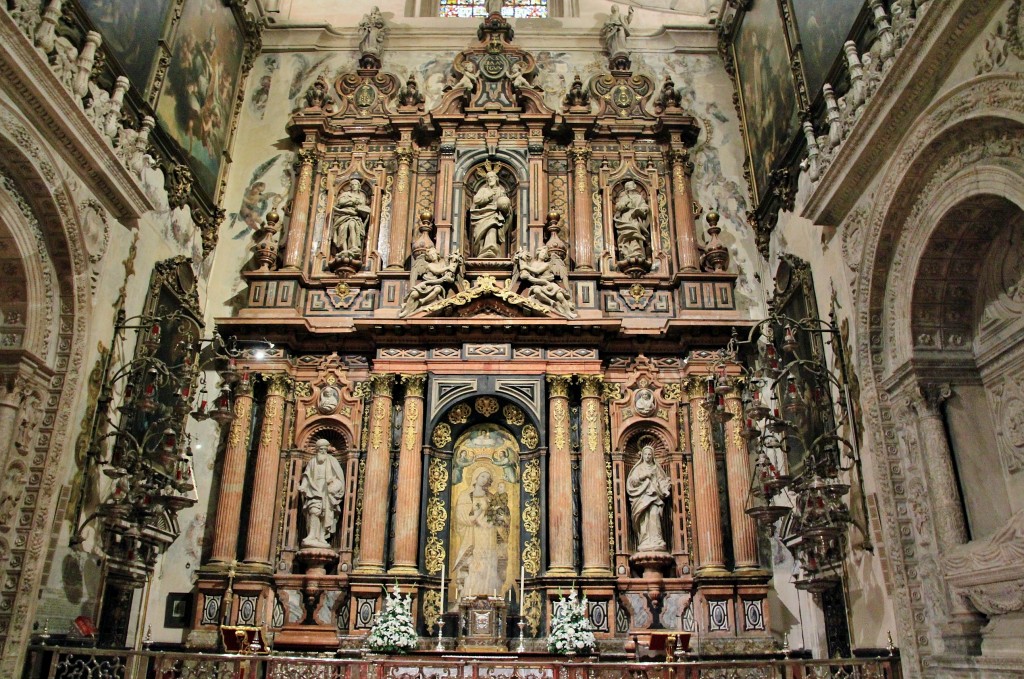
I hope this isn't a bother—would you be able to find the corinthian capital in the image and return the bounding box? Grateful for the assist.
[370,373,396,397]
[578,374,604,398]
[911,382,952,416]
[547,374,572,398]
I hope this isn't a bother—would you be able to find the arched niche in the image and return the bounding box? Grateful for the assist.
[452,150,529,261]
[619,423,677,560]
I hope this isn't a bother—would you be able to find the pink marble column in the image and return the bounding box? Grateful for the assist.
[244,374,292,568]
[670,148,700,272]
[579,375,612,576]
[391,374,426,573]
[547,375,575,575]
[688,382,726,574]
[282,148,319,269]
[354,373,395,573]
[386,148,415,269]
[569,147,595,270]
[724,388,759,570]
[210,375,255,564]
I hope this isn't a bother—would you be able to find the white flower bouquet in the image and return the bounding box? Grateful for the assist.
[366,585,419,654]
[546,591,595,655]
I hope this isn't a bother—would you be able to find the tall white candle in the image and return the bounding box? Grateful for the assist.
[440,563,445,608]
[520,565,525,604]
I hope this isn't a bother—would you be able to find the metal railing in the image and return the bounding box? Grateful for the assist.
[26,646,902,679]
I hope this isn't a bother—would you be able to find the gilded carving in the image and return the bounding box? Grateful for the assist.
[662,383,682,402]
[448,403,472,424]
[265,374,293,398]
[523,590,542,636]
[371,373,395,396]
[547,374,572,398]
[404,400,420,451]
[522,536,541,576]
[521,424,539,449]
[402,373,427,398]
[432,423,452,448]
[425,535,445,574]
[522,459,541,495]
[502,404,525,426]
[585,400,600,453]
[371,399,387,451]
[422,589,441,631]
[552,400,568,450]
[426,495,448,533]
[428,457,449,493]
[294,381,313,400]
[523,497,540,535]
[579,374,603,398]
[475,396,499,417]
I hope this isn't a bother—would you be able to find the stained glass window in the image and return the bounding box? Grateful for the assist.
[439,0,548,18]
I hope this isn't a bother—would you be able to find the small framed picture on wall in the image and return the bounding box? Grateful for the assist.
[164,593,192,629]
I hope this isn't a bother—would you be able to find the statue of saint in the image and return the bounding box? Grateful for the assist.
[469,171,512,258]
[626,445,671,552]
[330,179,371,259]
[612,181,651,264]
[400,247,465,317]
[358,7,387,58]
[299,439,346,549]
[601,5,634,58]
[485,0,504,15]
[452,469,508,597]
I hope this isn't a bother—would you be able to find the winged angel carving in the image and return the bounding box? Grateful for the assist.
[399,247,467,317]
[508,246,577,319]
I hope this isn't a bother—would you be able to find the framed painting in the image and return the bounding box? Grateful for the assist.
[731,0,801,206]
[79,0,174,91]
[164,593,192,629]
[155,0,245,197]
[791,0,866,99]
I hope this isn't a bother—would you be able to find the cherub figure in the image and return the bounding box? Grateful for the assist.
[509,246,577,319]
[451,61,480,95]
[508,63,539,91]
[400,248,466,317]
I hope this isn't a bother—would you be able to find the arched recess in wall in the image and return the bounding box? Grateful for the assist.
[851,73,1024,669]
[0,102,90,673]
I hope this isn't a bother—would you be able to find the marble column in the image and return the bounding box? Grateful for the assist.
[282,148,318,269]
[689,382,726,574]
[579,375,612,576]
[354,373,395,573]
[210,375,255,564]
[569,147,595,271]
[670,148,700,272]
[724,387,759,570]
[244,374,292,568]
[386,148,414,269]
[909,384,968,551]
[391,374,427,573]
[547,375,575,575]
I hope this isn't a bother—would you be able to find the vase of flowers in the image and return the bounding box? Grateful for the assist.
[547,591,595,656]
[366,585,418,654]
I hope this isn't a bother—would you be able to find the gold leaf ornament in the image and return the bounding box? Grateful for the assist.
[448,403,472,424]
[475,396,499,417]
[428,457,449,493]
[432,422,452,448]
[521,424,539,449]
[522,459,541,495]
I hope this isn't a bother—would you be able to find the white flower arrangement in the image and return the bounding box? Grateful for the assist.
[366,585,419,654]
[547,591,595,655]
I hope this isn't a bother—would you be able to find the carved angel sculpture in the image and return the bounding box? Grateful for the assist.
[509,246,577,319]
[400,248,466,317]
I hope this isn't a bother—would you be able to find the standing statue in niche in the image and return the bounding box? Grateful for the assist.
[613,181,652,271]
[358,7,387,62]
[626,445,671,552]
[601,5,634,59]
[329,178,371,269]
[299,439,346,549]
[470,170,512,258]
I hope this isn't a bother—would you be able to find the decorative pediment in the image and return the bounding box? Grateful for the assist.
[411,275,559,319]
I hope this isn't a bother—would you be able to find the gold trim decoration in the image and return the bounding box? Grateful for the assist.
[523,497,540,535]
[401,373,427,398]
[265,374,293,398]
[579,374,604,398]
[426,495,447,533]
[432,422,452,448]
[552,400,568,450]
[523,590,542,636]
[522,459,541,495]
[260,397,280,446]
[522,536,541,576]
[521,424,539,450]
[425,535,445,574]
[547,374,572,398]
[422,589,441,631]
[585,400,600,453]
[662,383,682,402]
[606,460,615,554]
[428,457,449,493]
[448,403,472,424]
[656,408,669,421]
[502,404,525,426]
[371,373,395,397]
[475,396,499,417]
[418,275,553,317]
[403,400,420,451]
[293,381,313,400]
[602,382,623,402]
[371,399,387,451]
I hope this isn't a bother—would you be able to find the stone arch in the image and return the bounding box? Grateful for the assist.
[297,422,354,452]
[849,74,1024,673]
[617,421,673,459]
[0,103,90,672]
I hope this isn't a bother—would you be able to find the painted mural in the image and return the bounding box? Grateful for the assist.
[449,424,520,602]
[155,0,245,196]
[79,0,173,91]
[732,0,800,204]
[793,0,865,99]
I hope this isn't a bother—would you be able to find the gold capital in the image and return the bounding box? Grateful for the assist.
[547,374,573,398]
[401,373,427,398]
[370,373,395,397]
[578,374,604,398]
[263,373,293,398]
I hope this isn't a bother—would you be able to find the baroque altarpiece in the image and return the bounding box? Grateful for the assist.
[191,15,770,654]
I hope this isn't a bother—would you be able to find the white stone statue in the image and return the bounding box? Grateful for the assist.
[613,180,651,264]
[400,247,465,317]
[299,439,346,549]
[330,178,371,260]
[470,170,512,258]
[358,7,387,58]
[485,0,504,15]
[626,445,671,552]
[601,5,634,58]
[509,245,577,319]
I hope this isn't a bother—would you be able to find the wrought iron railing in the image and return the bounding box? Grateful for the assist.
[26,646,902,679]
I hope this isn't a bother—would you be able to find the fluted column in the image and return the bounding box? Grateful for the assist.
[579,375,612,576]
[909,384,968,551]
[570,148,595,270]
[355,373,395,573]
[386,148,414,268]
[670,149,700,271]
[282,149,318,269]
[210,375,255,564]
[724,387,759,570]
[547,375,575,575]
[689,382,726,574]
[391,374,427,573]
[244,374,291,567]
